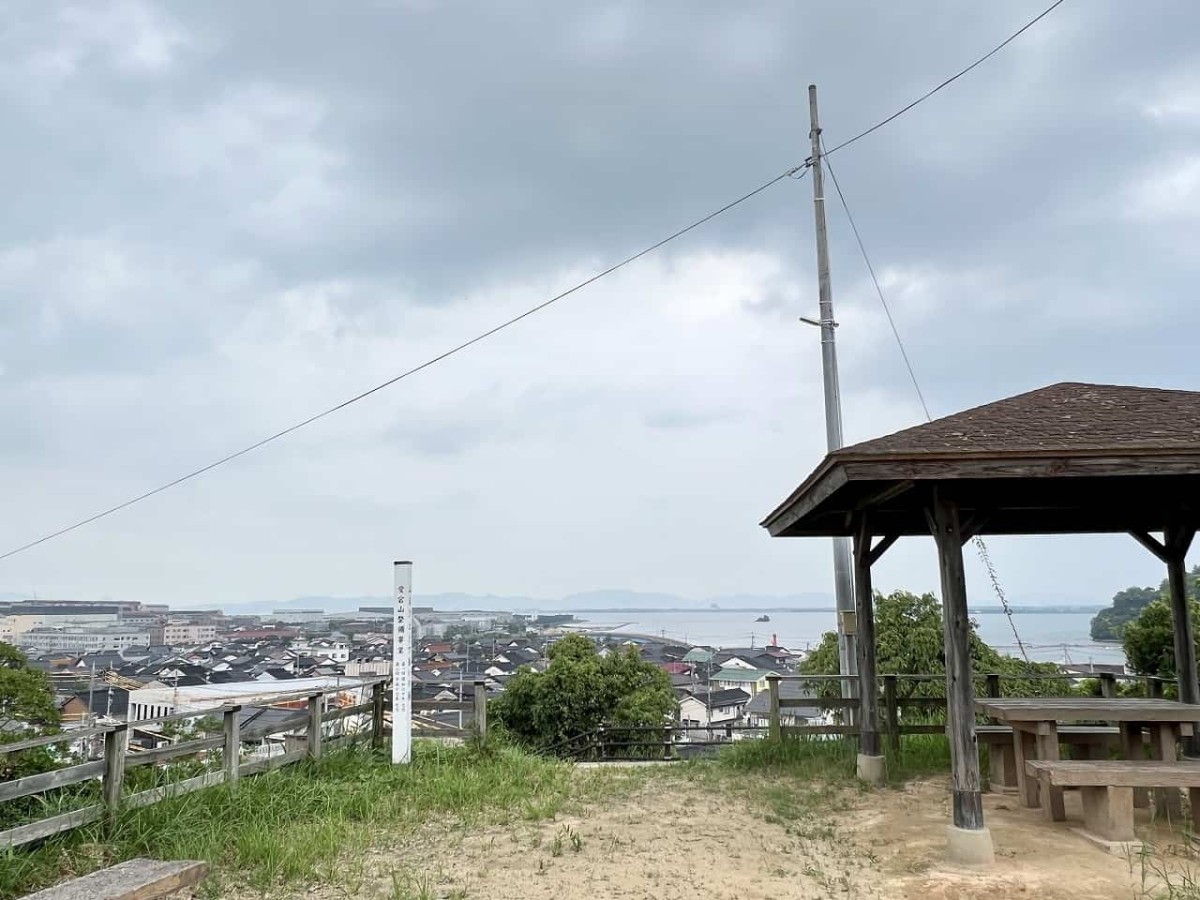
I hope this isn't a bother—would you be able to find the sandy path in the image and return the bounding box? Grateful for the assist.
[238,771,1196,899]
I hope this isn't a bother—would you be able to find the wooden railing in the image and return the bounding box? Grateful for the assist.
[0,677,489,851]
[553,671,1170,761]
[762,671,1170,749]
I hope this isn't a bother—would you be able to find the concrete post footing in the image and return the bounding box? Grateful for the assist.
[946,825,994,866]
[856,753,885,786]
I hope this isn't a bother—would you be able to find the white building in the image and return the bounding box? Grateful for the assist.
[151,623,218,647]
[17,626,151,653]
[267,609,326,625]
[291,638,350,663]
[345,659,391,677]
[1,611,120,645]
[678,689,751,728]
[127,676,370,722]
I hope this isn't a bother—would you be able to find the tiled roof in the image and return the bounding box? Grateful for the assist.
[712,667,770,682]
[838,383,1200,458]
[703,688,752,707]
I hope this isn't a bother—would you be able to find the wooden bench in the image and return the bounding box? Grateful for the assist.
[1024,760,1200,844]
[21,858,207,900]
[977,724,1119,791]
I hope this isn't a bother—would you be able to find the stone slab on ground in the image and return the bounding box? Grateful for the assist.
[1069,827,1145,857]
[21,858,208,900]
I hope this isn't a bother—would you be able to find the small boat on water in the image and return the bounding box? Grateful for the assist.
[755,614,771,622]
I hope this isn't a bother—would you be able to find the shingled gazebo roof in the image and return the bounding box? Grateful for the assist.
[762,382,1200,538]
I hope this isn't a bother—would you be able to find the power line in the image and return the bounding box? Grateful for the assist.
[0,165,807,564]
[0,1,1068,564]
[821,145,931,422]
[819,143,1031,664]
[823,0,1067,157]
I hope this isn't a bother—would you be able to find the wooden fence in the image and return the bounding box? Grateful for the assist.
[560,671,1169,761]
[0,677,489,851]
[762,671,1170,748]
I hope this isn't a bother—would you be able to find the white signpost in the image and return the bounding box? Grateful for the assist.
[392,560,413,765]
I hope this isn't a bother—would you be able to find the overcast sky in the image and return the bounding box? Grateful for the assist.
[1,1,1198,609]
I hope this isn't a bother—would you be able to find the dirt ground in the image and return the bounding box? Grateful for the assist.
[235,771,1199,899]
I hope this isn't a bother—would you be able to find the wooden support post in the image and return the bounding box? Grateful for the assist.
[1149,678,1165,700]
[1099,673,1117,698]
[102,724,128,829]
[883,675,900,754]
[852,516,882,761]
[1014,726,1039,808]
[930,492,986,835]
[1167,525,1199,756]
[223,705,241,788]
[985,673,1001,699]
[985,674,1001,724]
[1120,723,1150,808]
[1035,722,1066,821]
[1153,723,1184,821]
[371,681,386,750]
[1133,524,1198,756]
[473,680,488,744]
[766,673,782,742]
[307,693,323,760]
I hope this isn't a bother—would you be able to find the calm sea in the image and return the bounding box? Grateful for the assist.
[577,609,1125,667]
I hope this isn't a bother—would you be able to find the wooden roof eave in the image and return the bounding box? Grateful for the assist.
[762,449,1200,538]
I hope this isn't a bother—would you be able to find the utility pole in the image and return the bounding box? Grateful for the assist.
[805,84,858,709]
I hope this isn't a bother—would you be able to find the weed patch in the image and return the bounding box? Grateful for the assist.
[0,742,573,899]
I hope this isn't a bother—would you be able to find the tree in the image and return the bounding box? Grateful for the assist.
[801,589,1065,698]
[0,644,62,786]
[0,643,59,738]
[1122,598,1200,683]
[490,634,675,752]
[1090,567,1200,641]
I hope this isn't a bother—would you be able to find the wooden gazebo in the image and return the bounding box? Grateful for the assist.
[761,382,1200,862]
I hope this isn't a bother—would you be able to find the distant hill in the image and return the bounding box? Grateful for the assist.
[232,589,840,615]
[1090,567,1200,641]
[561,590,695,610]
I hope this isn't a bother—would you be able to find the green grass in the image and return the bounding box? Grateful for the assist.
[886,734,953,783]
[705,733,951,786]
[0,741,575,899]
[0,734,958,899]
[669,734,954,829]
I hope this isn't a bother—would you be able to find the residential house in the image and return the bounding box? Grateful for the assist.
[710,667,772,697]
[743,681,827,729]
[678,688,751,729]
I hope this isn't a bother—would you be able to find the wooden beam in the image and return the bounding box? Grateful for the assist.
[868,533,900,566]
[20,858,209,900]
[958,511,992,544]
[929,491,986,832]
[764,465,848,536]
[854,480,915,511]
[853,516,882,764]
[0,805,103,851]
[1131,530,1170,563]
[0,760,104,804]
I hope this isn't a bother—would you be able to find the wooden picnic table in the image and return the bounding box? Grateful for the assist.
[974,698,1200,820]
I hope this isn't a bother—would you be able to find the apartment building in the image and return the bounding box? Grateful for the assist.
[151,623,218,646]
[17,626,152,653]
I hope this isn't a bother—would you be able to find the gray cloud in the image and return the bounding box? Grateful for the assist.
[0,0,1196,608]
